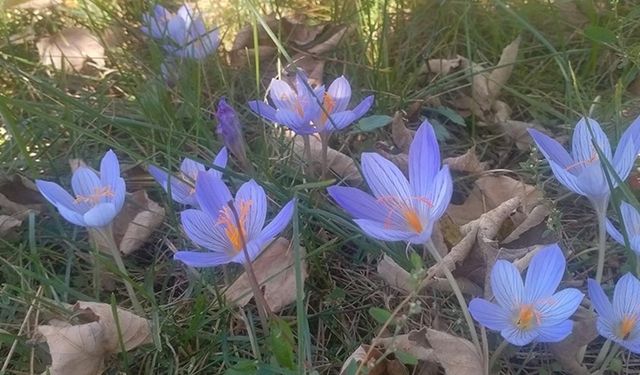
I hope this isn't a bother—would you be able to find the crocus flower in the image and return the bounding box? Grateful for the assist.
[248,72,374,135]
[174,172,295,267]
[216,98,249,169]
[468,244,584,346]
[327,120,451,243]
[606,201,640,255]
[141,4,219,60]
[148,148,227,206]
[36,150,125,228]
[528,117,640,214]
[588,274,640,353]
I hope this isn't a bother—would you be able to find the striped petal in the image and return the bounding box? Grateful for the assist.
[490,260,524,310]
[361,153,411,201]
[468,298,511,331]
[174,250,232,267]
[235,180,267,239]
[524,244,566,302]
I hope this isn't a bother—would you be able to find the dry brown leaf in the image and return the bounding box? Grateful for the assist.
[90,190,165,255]
[35,301,151,375]
[37,27,105,72]
[487,36,521,102]
[0,174,44,218]
[391,111,415,153]
[446,175,541,226]
[373,328,436,362]
[421,57,462,75]
[502,204,550,245]
[549,307,598,375]
[443,147,488,173]
[291,132,362,185]
[225,237,307,313]
[340,345,409,375]
[425,329,483,375]
[0,215,22,239]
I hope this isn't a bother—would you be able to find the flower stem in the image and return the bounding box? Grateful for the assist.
[425,241,482,354]
[596,342,620,374]
[593,339,611,369]
[320,132,329,179]
[227,201,271,331]
[488,339,510,370]
[93,227,143,315]
[595,207,607,284]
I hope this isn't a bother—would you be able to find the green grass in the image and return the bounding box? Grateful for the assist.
[2,0,640,374]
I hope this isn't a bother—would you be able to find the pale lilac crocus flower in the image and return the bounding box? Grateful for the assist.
[588,274,640,353]
[36,150,125,228]
[175,172,295,267]
[606,201,640,255]
[327,120,452,243]
[141,4,219,60]
[148,148,227,206]
[216,98,249,170]
[248,72,374,135]
[528,117,640,215]
[469,244,584,346]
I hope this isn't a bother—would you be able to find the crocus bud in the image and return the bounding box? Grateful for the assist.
[216,97,249,170]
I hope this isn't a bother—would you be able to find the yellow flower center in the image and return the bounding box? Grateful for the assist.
[514,305,540,330]
[403,209,423,233]
[377,196,432,234]
[74,186,114,205]
[618,315,637,340]
[217,200,252,252]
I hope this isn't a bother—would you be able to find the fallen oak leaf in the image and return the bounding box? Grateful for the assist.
[225,237,307,313]
[37,27,106,72]
[111,190,165,255]
[443,146,488,173]
[373,328,436,362]
[420,57,463,75]
[0,173,44,218]
[340,345,409,375]
[391,111,414,153]
[35,301,151,375]
[425,328,484,375]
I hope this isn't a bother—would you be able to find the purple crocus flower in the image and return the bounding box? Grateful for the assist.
[148,148,227,206]
[215,98,249,169]
[468,244,584,346]
[174,172,295,267]
[35,150,125,228]
[588,274,640,353]
[327,120,452,243]
[141,4,219,60]
[606,201,640,255]
[248,72,374,135]
[528,117,640,214]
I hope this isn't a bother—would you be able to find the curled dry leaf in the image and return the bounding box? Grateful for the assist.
[0,215,22,239]
[35,301,151,375]
[548,307,598,375]
[425,329,483,375]
[37,27,105,72]
[290,132,362,185]
[373,328,436,362]
[90,190,165,255]
[443,147,488,173]
[340,345,408,375]
[421,57,462,75]
[0,174,45,218]
[391,111,415,153]
[225,237,307,313]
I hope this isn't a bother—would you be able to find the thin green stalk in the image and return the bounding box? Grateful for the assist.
[94,227,143,314]
[595,343,620,375]
[488,339,510,370]
[595,207,607,284]
[593,339,612,369]
[292,199,310,373]
[425,241,482,354]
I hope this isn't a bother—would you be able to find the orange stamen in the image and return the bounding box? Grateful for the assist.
[74,186,114,205]
[565,150,599,172]
[403,209,423,233]
[376,195,432,233]
[319,92,336,126]
[514,305,540,330]
[217,200,253,252]
[619,315,637,340]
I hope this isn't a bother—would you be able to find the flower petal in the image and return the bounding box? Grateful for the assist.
[587,278,614,321]
[613,133,637,183]
[361,153,411,201]
[275,109,308,134]
[235,180,267,239]
[269,79,297,111]
[606,218,625,245]
[409,120,440,196]
[248,101,278,123]
[180,158,205,180]
[573,117,612,162]
[148,165,169,190]
[620,114,640,156]
[596,315,618,342]
[181,209,231,251]
[490,260,524,310]
[575,164,608,200]
[174,250,231,267]
[99,150,120,190]
[111,177,126,214]
[536,288,584,327]
[353,219,414,242]
[212,147,228,177]
[424,166,453,221]
[351,95,374,120]
[324,111,356,131]
[327,186,388,221]
[36,180,76,209]
[83,202,117,227]
[547,160,585,195]
[500,326,538,346]
[258,199,295,242]
[621,201,640,238]
[468,298,511,331]
[524,244,565,302]
[528,128,573,168]
[230,239,264,264]
[71,167,101,199]
[613,273,640,319]
[57,204,86,226]
[194,171,232,219]
[327,76,352,113]
[535,320,573,343]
